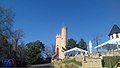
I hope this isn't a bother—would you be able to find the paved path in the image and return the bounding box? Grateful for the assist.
[28,63,53,68]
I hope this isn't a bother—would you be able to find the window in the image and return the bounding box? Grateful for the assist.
[112,35,114,39]
[116,34,119,38]
[56,47,59,54]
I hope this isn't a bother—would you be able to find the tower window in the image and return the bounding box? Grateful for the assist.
[56,47,59,54]
[116,34,119,38]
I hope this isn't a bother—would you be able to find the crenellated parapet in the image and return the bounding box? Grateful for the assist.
[56,34,61,38]
[62,24,67,28]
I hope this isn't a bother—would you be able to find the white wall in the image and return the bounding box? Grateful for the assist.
[110,35,112,40]
[118,33,120,38]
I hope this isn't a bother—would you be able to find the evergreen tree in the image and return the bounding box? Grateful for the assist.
[26,40,45,64]
[78,38,87,50]
[66,38,77,50]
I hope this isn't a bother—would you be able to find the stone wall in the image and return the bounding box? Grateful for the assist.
[90,51,120,58]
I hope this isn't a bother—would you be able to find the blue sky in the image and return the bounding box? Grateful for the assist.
[0,0,120,48]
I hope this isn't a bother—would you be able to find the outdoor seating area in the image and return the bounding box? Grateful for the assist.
[64,47,88,57]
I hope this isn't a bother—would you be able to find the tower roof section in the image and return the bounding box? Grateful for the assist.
[62,25,67,28]
[62,25,67,31]
[108,24,120,36]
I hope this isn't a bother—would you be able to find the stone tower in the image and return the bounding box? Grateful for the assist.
[56,26,67,59]
[61,26,67,49]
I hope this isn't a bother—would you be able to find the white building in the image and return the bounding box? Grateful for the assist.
[95,24,120,50]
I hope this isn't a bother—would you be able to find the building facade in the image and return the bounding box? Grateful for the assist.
[108,24,120,41]
[55,26,67,59]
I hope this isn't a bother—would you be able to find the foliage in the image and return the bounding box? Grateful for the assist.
[0,5,14,38]
[0,36,13,58]
[0,5,15,59]
[0,5,27,67]
[17,42,27,65]
[92,35,102,52]
[105,44,111,51]
[51,43,56,55]
[41,46,52,59]
[103,44,117,51]
[66,38,77,50]
[26,40,45,64]
[0,36,8,45]
[78,38,87,50]
[63,38,87,51]
[11,29,24,51]
[103,56,120,68]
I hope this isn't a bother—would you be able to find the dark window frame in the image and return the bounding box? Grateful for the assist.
[116,34,119,38]
[112,35,114,39]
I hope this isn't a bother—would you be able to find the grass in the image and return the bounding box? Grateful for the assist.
[53,59,82,68]
[62,59,82,66]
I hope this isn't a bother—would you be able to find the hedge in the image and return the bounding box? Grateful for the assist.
[103,56,120,68]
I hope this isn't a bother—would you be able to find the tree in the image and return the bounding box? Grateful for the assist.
[40,46,52,63]
[51,43,55,55]
[0,5,14,58]
[11,29,24,51]
[0,5,14,38]
[26,40,45,64]
[42,46,52,57]
[0,5,27,66]
[105,44,111,51]
[0,36,13,59]
[78,38,87,50]
[0,36,9,57]
[17,42,27,66]
[104,44,117,51]
[93,35,102,52]
[66,38,77,50]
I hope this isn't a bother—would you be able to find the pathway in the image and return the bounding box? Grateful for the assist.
[28,63,53,68]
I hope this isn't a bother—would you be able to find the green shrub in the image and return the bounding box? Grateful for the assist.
[103,56,120,68]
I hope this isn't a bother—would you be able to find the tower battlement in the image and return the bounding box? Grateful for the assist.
[56,34,61,38]
[62,25,67,30]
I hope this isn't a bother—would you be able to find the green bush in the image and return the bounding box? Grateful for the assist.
[103,56,120,68]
